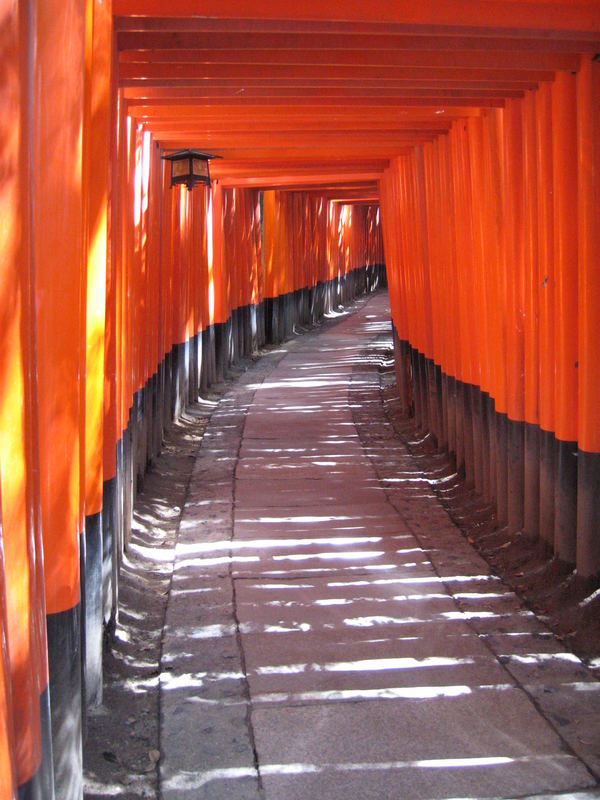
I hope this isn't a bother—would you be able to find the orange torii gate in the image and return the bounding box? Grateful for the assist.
[0,1,599,798]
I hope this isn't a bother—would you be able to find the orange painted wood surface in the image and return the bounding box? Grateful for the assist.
[3,2,600,781]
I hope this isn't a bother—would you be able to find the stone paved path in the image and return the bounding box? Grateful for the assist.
[159,292,600,800]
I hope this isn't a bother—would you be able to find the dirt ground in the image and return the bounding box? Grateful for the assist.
[83,346,600,798]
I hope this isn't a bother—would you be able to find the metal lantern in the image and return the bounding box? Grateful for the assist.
[162,149,218,190]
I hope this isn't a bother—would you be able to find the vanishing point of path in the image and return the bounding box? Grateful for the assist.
[158,293,600,800]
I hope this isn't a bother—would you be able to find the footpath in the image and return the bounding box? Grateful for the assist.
[157,292,600,800]
[83,291,600,800]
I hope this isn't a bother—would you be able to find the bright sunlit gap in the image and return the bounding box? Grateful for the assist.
[175,536,383,556]
[254,656,475,676]
[163,753,577,793]
[253,685,474,703]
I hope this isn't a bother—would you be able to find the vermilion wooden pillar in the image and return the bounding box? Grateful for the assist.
[0,482,18,799]
[468,116,491,499]
[503,98,526,534]
[82,0,112,713]
[551,71,578,565]
[102,3,120,630]
[0,5,53,795]
[33,1,86,796]
[440,136,460,463]
[576,56,600,577]
[523,89,541,541]
[489,109,510,526]
[535,81,556,550]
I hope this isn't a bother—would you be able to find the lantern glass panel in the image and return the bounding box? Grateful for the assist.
[172,159,189,179]
[192,158,209,178]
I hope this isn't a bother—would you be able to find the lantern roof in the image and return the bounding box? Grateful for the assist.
[162,149,220,162]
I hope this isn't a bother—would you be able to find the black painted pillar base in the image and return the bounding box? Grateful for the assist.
[237,307,245,359]
[264,298,276,344]
[145,378,154,470]
[434,364,444,449]
[243,305,249,357]
[554,438,577,565]
[123,409,134,550]
[425,359,439,447]
[239,306,247,359]
[577,450,600,577]
[47,606,83,800]
[507,418,525,533]
[260,302,267,350]
[539,429,555,549]
[214,322,227,382]
[495,411,509,525]
[177,339,190,416]
[418,353,428,434]
[237,307,244,360]
[462,382,474,488]
[199,330,208,395]
[318,281,326,320]
[156,359,165,447]
[163,350,172,430]
[441,373,449,451]
[78,530,86,742]
[411,349,422,430]
[246,304,253,355]
[244,305,251,357]
[280,294,289,340]
[249,304,258,354]
[230,309,238,366]
[150,372,165,459]
[446,376,457,462]
[293,289,302,329]
[257,301,266,348]
[392,331,409,416]
[84,511,102,709]
[523,422,540,540]
[102,476,117,625]
[200,326,215,393]
[309,286,316,325]
[114,440,124,613]
[194,331,203,398]
[40,686,54,798]
[325,279,331,314]
[455,380,465,478]
[279,295,288,341]
[487,396,497,506]
[316,282,325,322]
[168,344,181,426]
[301,287,310,326]
[471,385,484,495]
[189,333,200,404]
[17,688,55,800]
[155,365,165,457]
[479,391,491,501]
[226,316,234,373]
[271,297,280,343]
[134,388,145,493]
[282,293,289,339]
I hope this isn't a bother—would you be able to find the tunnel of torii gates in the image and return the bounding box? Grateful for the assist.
[1,0,600,797]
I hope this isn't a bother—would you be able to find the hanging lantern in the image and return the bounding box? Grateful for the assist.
[162,149,218,190]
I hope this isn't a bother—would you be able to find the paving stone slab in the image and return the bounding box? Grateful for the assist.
[252,696,596,800]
